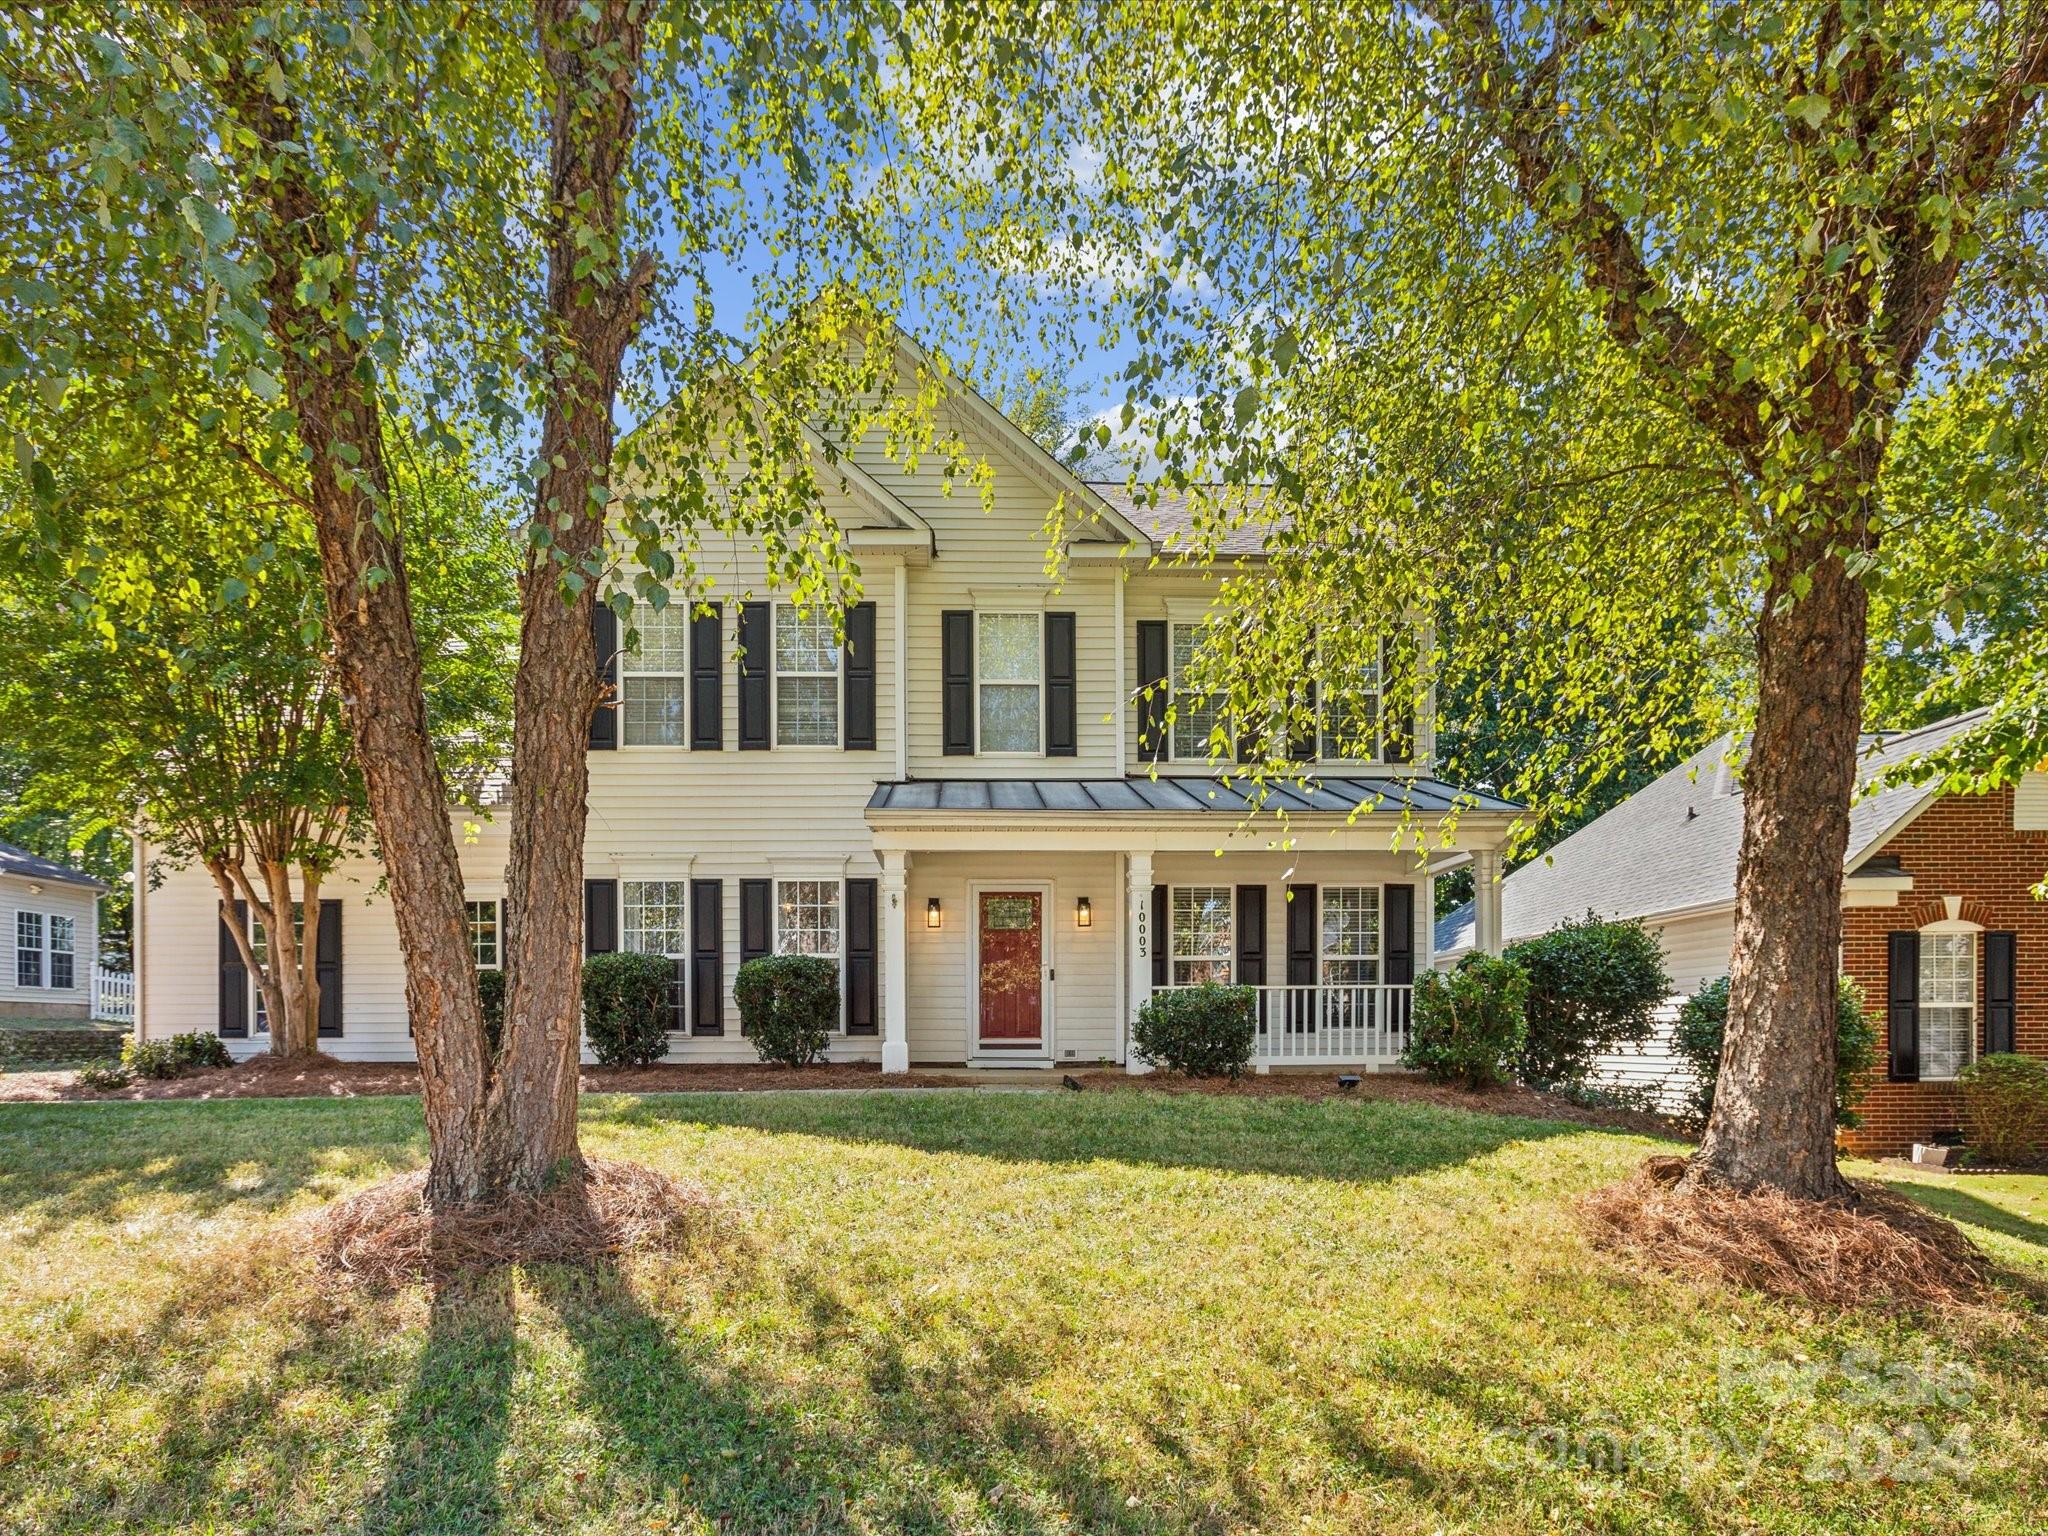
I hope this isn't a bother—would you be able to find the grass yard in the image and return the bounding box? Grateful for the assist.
[1,1091,2043,1536]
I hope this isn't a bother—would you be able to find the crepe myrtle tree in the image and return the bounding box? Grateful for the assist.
[872,0,2048,1199]
[4,3,991,1207]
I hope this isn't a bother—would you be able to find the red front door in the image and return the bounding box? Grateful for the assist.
[978,891,1044,1048]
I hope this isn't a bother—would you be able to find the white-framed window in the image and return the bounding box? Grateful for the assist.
[619,601,690,746]
[1319,887,1381,988]
[15,911,42,988]
[776,878,842,961]
[1170,621,1230,762]
[1919,930,1977,1082]
[774,605,841,747]
[1170,885,1233,985]
[48,915,75,989]
[622,880,687,1029]
[465,900,501,970]
[976,611,1043,754]
[1319,638,1384,761]
[249,903,305,1035]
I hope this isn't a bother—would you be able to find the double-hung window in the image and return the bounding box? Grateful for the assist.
[619,602,690,746]
[15,912,42,988]
[622,881,687,1029]
[1170,886,1233,985]
[48,915,75,989]
[1319,888,1381,990]
[1918,931,1976,1082]
[1319,639,1384,761]
[776,879,841,964]
[774,607,841,746]
[249,903,305,1035]
[1170,622,1230,762]
[465,900,502,970]
[976,612,1043,754]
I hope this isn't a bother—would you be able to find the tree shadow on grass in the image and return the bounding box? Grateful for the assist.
[588,1087,1604,1187]
[1878,1179,2048,1255]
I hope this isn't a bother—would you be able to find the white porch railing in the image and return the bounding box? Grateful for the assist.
[1157,983,1414,1068]
[93,967,136,1025]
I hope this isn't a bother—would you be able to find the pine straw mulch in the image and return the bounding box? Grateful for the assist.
[308,1156,722,1290]
[1579,1155,2003,1313]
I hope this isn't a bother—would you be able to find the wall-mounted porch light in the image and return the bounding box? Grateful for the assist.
[1075,896,1092,929]
[926,897,943,930]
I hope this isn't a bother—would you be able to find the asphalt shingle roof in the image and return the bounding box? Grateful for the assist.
[1084,482,1279,557]
[1433,711,1986,954]
[870,775,1520,818]
[0,840,109,893]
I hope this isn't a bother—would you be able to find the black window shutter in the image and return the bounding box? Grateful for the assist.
[589,603,619,750]
[1887,930,1920,1082]
[737,602,770,750]
[1235,884,1267,986]
[1046,611,1078,757]
[845,877,878,1034]
[942,609,974,755]
[1136,620,1168,763]
[739,878,772,1037]
[689,880,723,1035]
[1285,884,1316,1032]
[690,603,723,751]
[315,898,343,1038]
[1384,884,1415,986]
[218,900,248,1039]
[584,879,617,956]
[1985,932,2017,1055]
[1150,884,1168,987]
[844,601,877,751]
[1288,681,1319,762]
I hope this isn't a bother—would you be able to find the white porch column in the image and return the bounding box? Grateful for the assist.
[1473,846,1505,957]
[1125,850,1155,1073]
[880,849,910,1074]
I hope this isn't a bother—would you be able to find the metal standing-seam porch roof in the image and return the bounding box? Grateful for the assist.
[867,776,1520,818]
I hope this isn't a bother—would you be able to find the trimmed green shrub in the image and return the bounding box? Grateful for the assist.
[1133,983,1257,1078]
[120,1038,182,1079]
[165,1032,232,1071]
[736,954,839,1067]
[1403,954,1529,1090]
[581,951,676,1068]
[478,967,507,1056]
[1505,914,1671,1089]
[1959,1055,2048,1167]
[77,1061,132,1092]
[1672,976,1877,1132]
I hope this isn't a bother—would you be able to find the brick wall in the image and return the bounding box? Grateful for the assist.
[1839,785,2048,1157]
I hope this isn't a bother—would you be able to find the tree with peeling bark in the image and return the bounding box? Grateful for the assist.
[5,2,974,1213]
[872,0,2048,1198]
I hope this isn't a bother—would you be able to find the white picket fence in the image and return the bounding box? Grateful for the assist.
[1155,982,1415,1068]
[93,967,136,1025]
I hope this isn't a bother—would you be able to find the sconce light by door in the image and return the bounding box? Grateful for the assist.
[1075,896,1092,929]
[926,897,943,930]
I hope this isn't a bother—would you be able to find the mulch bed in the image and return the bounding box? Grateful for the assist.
[3,1052,1683,1136]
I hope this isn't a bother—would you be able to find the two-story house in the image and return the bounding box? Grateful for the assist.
[132,327,1519,1073]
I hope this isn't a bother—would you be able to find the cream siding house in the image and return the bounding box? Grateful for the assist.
[136,329,1519,1070]
[1,842,104,1022]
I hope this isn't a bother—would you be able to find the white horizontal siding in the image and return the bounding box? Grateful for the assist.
[1586,910,1731,1111]
[0,874,98,1012]
[2015,770,2048,831]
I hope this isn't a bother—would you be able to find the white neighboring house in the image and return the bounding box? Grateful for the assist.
[134,323,1521,1071]
[1433,712,1993,1109]
[0,841,104,1022]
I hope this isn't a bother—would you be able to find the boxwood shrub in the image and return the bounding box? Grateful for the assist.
[581,951,676,1068]
[1403,954,1529,1090]
[1672,975,1876,1132]
[1505,914,1671,1089]
[1959,1054,2048,1167]
[736,954,839,1067]
[1133,983,1257,1078]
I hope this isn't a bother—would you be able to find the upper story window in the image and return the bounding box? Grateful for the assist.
[620,602,690,746]
[775,606,841,746]
[1918,931,1976,1082]
[1170,885,1233,985]
[465,900,501,970]
[15,911,42,988]
[1170,623,1229,762]
[48,915,75,989]
[977,612,1043,754]
[1319,641,1384,762]
[1320,887,1381,988]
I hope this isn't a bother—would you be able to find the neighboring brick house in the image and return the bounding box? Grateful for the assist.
[1439,712,2048,1154]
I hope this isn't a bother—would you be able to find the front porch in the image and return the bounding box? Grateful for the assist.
[865,775,1516,1074]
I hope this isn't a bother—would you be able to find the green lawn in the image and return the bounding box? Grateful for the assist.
[1,1091,2042,1535]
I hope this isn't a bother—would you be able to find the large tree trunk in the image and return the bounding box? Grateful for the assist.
[204,7,494,1204]
[1686,526,1868,1200]
[479,0,653,1193]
